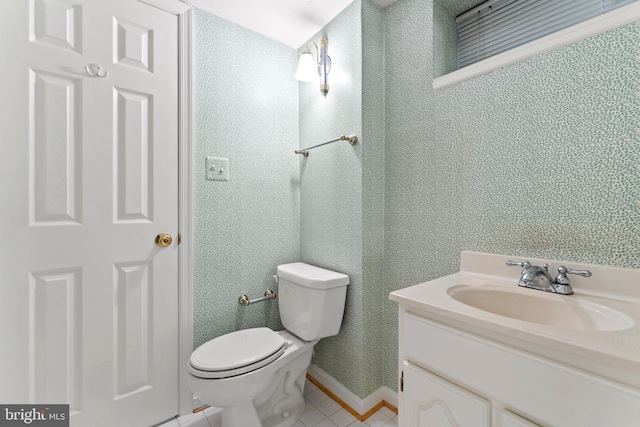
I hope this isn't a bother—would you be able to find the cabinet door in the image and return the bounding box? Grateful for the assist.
[402,361,490,427]
[501,410,540,427]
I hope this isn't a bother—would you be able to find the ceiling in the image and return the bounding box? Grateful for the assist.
[181,0,398,48]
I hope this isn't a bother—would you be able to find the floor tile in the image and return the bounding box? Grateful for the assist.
[305,388,330,406]
[168,398,398,427]
[177,411,209,427]
[316,397,341,416]
[364,410,391,427]
[329,408,357,427]
[314,419,338,427]
[304,379,319,395]
[382,419,398,427]
[301,398,314,413]
[203,407,221,427]
[155,417,179,427]
[298,407,326,427]
[378,407,395,419]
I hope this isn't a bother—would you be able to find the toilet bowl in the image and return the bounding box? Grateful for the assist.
[189,330,315,427]
[188,263,349,427]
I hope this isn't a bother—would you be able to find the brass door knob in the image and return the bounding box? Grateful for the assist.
[155,233,173,248]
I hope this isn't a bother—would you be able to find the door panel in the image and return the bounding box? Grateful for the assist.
[114,87,154,222]
[114,260,153,398]
[1,1,179,426]
[30,70,83,224]
[31,0,84,53]
[30,267,83,408]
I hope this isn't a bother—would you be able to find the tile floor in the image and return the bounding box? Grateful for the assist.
[159,379,398,427]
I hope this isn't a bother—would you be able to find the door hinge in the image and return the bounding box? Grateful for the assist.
[400,370,404,392]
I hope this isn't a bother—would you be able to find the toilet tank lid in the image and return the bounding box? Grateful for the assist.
[277,262,349,289]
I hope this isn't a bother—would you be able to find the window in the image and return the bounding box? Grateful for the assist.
[457,0,636,69]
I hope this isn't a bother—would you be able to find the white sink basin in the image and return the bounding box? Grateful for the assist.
[447,284,633,331]
[389,252,640,391]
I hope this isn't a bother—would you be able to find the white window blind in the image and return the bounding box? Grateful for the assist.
[457,0,636,69]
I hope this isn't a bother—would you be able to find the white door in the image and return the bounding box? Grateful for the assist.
[0,0,179,426]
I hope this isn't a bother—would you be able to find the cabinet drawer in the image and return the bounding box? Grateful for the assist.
[403,312,640,426]
[403,361,490,427]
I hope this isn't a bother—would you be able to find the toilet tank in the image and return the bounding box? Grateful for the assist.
[276,262,349,341]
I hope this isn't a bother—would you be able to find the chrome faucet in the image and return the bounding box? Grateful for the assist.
[506,260,592,295]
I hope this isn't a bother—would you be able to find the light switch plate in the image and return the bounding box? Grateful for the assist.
[205,156,229,181]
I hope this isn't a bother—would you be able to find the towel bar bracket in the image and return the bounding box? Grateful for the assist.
[342,134,358,145]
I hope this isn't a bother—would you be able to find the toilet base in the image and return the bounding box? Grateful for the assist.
[189,330,317,427]
[254,332,315,427]
[221,403,261,427]
[254,367,307,427]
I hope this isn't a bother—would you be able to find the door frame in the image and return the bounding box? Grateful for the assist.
[139,0,194,416]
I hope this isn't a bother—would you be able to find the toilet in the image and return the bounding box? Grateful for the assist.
[188,262,350,427]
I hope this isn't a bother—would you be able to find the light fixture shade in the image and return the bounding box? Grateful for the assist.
[294,52,317,82]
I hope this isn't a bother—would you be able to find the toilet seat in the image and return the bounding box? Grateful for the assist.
[189,327,286,379]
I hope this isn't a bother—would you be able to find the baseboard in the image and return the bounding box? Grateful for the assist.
[306,363,398,421]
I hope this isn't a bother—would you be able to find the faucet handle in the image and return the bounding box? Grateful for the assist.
[555,265,592,285]
[506,260,531,268]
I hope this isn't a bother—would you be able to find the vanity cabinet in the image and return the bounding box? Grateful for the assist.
[402,361,490,427]
[500,411,539,427]
[397,310,640,427]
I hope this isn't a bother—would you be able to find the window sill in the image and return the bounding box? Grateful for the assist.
[433,1,640,91]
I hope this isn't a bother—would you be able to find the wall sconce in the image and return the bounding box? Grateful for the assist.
[295,38,331,97]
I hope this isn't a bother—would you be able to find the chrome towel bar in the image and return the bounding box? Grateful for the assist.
[295,134,358,157]
[238,289,277,306]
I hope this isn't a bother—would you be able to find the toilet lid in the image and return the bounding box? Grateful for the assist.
[189,327,285,373]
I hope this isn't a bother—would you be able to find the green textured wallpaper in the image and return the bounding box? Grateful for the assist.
[192,9,300,348]
[432,1,458,77]
[297,0,387,399]
[192,1,386,399]
[298,0,366,396]
[361,0,387,398]
[383,0,640,390]
[191,0,640,401]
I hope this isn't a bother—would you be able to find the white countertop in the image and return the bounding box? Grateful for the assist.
[389,251,640,390]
